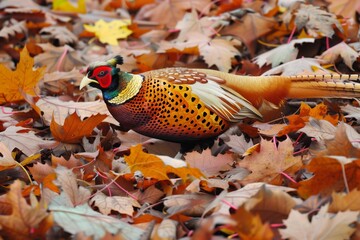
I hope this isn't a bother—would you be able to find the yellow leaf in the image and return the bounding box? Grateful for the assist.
[84,19,132,45]
[52,0,86,13]
[0,47,45,104]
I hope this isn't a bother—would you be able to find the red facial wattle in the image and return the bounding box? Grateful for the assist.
[90,66,112,88]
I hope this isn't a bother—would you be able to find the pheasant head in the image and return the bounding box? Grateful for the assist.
[80,55,143,104]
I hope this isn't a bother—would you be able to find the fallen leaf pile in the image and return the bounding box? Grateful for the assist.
[0,0,360,239]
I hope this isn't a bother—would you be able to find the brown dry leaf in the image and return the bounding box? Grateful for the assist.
[34,44,86,72]
[200,38,241,72]
[152,219,177,240]
[90,191,140,216]
[278,102,339,136]
[237,138,302,185]
[317,122,360,158]
[27,162,59,194]
[231,206,274,240]
[225,134,254,155]
[50,112,106,144]
[220,11,276,56]
[294,4,343,37]
[280,205,357,240]
[135,0,211,28]
[185,149,233,177]
[0,47,45,104]
[55,167,91,207]
[0,126,56,156]
[0,142,17,170]
[0,19,27,40]
[36,97,117,125]
[40,26,78,46]
[329,189,360,212]
[297,157,360,198]
[298,118,337,142]
[254,38,315,67]
[0,180,48,240]
[328,0,360,19]
[317,42,359,70]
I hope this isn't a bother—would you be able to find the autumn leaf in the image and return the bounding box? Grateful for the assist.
[125,145,203,181]
[231,206,274,240]
[50,112,106,144]
[297,157,360,198]
[278,102,340,136]
[329,189,360,212]
[0,47,45,104]
[52,0,86,13]
[280,205,357,240]
[0,142,17,170]
[49,203,144,239]
[0,180,48,240]
[237,138,302,185]
[84,19,132,45]
[317,42,359,70]
[90,191,141,216]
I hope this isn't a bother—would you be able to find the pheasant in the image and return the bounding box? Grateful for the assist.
[80,56,360,142]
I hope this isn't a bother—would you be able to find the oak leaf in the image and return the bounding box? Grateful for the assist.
[84,19,132,46]
[0,180,48,240]
[280,205,357,240]
[50,112,106,144]
[237,138,302,185]
[0,47,45,104]
[90,191,141,216]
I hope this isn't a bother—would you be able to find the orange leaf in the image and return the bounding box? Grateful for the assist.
[124,145,203,181]
[0,181,48,239]
[231,206,274,240]
[0,47,45,104]
[50,112,106,144]
[297,157,360,198]
[278,102,339,136]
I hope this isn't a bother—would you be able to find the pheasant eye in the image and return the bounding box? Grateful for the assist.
[98,70,107,77]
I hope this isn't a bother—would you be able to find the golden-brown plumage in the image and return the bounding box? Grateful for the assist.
[80,56,360,142]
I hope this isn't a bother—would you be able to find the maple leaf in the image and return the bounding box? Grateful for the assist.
[26,163,59,195]
[254,38,315,68]
[294,4,343,38]
[297,157,360,198]
[0,126,56,156]
[49,203,144,240]
[278,102,339,136]
[220,11,276,56]
[318,42,360,70]
[297,118,337,142]
[0,47,45,104]
[50,112,106,144]
[40,26,78,46]
[84,19,132,46]
[90,191,141,216]
[0,180,48,240]
[225,134,254,155]
[237,138,303,185]
[0,19,27,40]
[231,206,274,240]
[124,144,203,181]
[185,149,233,177]
[280,205,358,240]
[52,0,86,13]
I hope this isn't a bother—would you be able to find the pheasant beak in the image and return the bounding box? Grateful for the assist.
[80,74,98,90]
